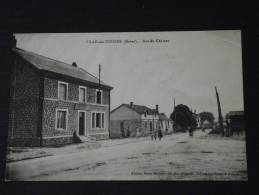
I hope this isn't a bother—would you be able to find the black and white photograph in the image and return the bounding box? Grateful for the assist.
[4,30,247,181]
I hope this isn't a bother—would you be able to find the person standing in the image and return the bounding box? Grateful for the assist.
[189,126,193,136]
[150,129,153,140]
[158,127,163,141]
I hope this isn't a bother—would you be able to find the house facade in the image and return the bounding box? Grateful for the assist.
[7,37,113,146]
[158,113,173,133]
[110,102,160,138]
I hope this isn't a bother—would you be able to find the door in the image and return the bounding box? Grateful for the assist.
[120,121,125,137]
[79,111,85,136]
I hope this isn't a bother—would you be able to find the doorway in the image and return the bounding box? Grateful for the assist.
[120,121,125,137]
[78,111,86,136]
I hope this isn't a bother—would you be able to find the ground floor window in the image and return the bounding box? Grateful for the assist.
[92,112,105,129]
[56,109,68,130]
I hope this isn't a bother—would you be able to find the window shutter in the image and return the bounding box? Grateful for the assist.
[102,113,104,128]
[92,112,95,128]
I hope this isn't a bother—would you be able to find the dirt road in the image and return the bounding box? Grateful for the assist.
[5,130,247,180]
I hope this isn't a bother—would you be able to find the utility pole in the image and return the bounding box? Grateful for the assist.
[174,98,176,132]
[215,86,224,136]
[98,64,101,92]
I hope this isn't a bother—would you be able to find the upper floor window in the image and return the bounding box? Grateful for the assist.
[96,90,102,104]
[79,86,86,103]
[58,81,68,100]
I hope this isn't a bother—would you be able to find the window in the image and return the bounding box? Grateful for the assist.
[92,113,95,128]
[96,90,102,104]
[145,121,147,128]
[96,113,101,128]
[58,81,68,100]
[92,112,105,129]
[56,109,68,130]
[79,86,86,103]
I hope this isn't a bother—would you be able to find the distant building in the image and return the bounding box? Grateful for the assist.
[226,111,244,134]
[110,102,159,138]
[158,113,173,133]
[7,35,113,146]
[202,120,212,129]
[192,112,201,128]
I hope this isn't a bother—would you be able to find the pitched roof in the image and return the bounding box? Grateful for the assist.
[159,113,169,120]
[13,47,113,89]
[111,104,157,115]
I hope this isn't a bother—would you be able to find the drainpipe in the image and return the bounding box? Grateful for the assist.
[108,90,111,139]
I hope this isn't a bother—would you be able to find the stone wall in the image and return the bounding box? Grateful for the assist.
[42,76,110,143]
[8,56,41,146]
[41,136,74,146]
[8,137,41,147]
[42,99,77,137]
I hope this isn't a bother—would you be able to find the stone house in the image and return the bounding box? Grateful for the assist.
[158,113,173,133]
[110,102,160,138]
[7,36,113,146]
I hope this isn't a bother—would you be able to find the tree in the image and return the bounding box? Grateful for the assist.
[198,112,215,126]
[170,104,195,131]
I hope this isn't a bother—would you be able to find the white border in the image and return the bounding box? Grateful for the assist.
[91,111,105,130]
[79,86,87,103]
[58,81,68,100]
[55,108,68,131]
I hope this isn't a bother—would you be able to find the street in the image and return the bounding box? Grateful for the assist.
[6,130,247,180]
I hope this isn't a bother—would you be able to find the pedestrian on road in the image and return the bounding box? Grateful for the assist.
[158,128,163,141]
[154,130,157,140]
[189,126,193,137]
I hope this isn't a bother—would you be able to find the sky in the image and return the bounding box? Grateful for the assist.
[15,31,244,118]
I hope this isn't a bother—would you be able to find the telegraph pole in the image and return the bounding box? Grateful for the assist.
[98,64,101,91]
[215,86,224,136]
[174,98,176,132]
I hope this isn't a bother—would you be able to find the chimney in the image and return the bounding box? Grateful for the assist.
[156,104,159,114]
[72,62,77,67]
[130,102,133,107]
